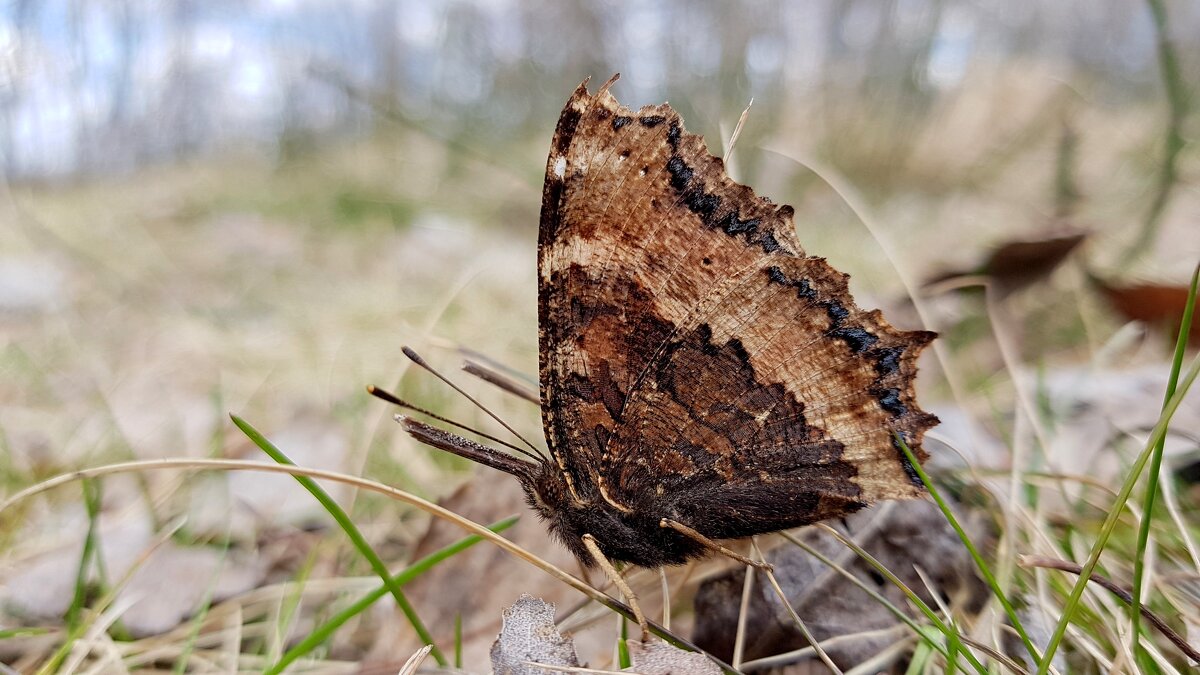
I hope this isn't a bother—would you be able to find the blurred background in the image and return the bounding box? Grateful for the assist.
[1,0,1198,670]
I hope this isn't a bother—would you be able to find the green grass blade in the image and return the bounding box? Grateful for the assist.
[617,618,631,668]
[231,413,448,666]
[455,613,463,668]
[66,478,102,628]
[264,515,517,674]
[906,627,940,675]
[37,479,105,675]
[896,435,1040,664]
[1131,263,1198,664]
[1037,351,1200,673]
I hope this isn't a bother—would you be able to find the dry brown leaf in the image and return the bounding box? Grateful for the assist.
[926,230,1087,294]
[691,499,990,670]
[979,231,1088,284]
[1093,277,1200,347]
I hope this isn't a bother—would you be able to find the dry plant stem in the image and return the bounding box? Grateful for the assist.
[780,503,900,621]
[1158,472,1200,572]
[739,625,910,672]
[397,645,434,675]
[954,636,1031,675]
[913,564,974,673]
[981,283,1051,658]
[984,281,1055,493]
[843,635,918,675]
[374,274,487,435]
[1020,555,1200,663]
[1014,506,1115,668]
[660,518,772,570]
[557,566,656,633]
[720,98,748,163]
[582,533,649,642]
[914,565,955,623]
[732,554,757,669]
[351,272,487,540]
[63,594,139,675]
[0,458,737,673]
[753,541,844,675]
[658,568,671,631]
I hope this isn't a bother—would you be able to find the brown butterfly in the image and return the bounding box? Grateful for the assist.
[374,74,937,573]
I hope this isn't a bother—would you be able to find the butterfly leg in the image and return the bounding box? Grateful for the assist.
[581,533,650,641]
[659,518,774,571]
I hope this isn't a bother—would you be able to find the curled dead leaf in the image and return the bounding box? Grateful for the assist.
[1092,277,1200,347]
[926,231,1087,295]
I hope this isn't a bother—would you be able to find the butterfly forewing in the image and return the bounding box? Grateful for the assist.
[537,77,937,537]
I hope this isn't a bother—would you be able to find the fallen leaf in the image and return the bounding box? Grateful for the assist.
[490,595,580,675]
[1092,277,1200,347]
[1031,364,1200,509]
[624,640,721,674]
[691,499,991,669]
[979,232,1088,284]
[926,231,1087,294]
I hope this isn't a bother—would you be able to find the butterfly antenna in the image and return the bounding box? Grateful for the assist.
[451,345,536,382]
[401,346,547,460]
[461,359,540,405]
[366,385,545,465]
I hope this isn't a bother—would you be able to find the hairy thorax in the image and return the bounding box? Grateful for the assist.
[520,468,706,568]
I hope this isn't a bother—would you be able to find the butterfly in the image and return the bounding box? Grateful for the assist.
[376,74,937,573]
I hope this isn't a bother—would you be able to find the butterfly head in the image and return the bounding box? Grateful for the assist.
[517,462,590,557]
[520,462,575,517]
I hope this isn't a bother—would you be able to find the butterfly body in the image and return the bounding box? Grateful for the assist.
[521,466,708,567]
[384,74,938,570]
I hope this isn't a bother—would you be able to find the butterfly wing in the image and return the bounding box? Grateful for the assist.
[537,77,936,534]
